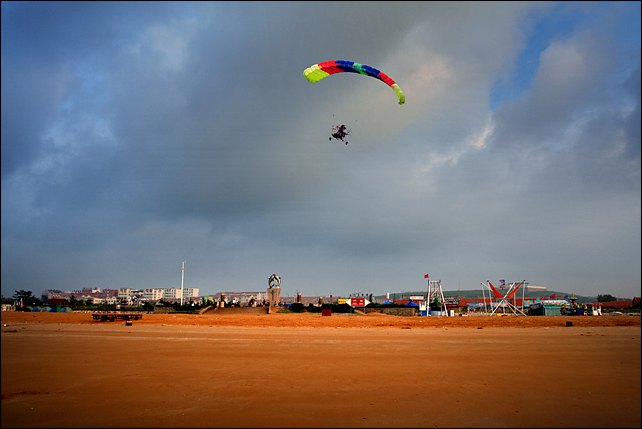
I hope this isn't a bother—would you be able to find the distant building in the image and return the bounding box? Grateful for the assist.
[143,289,164,302]
[160,287,199,303]
[162,288,180,300]
[214,291,266,306]
[591,299,636,310]
[38,286,200,305]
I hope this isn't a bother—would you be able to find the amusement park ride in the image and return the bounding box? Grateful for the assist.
[483,280,527,316]
[424,274,449,316]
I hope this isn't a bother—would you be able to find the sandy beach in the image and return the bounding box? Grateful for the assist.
[1,311,640,428]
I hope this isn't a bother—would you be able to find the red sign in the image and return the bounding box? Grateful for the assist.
[351,298,365,307]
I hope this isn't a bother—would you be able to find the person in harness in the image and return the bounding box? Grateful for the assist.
[329,124,350,145]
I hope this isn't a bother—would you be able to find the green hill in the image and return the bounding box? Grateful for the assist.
[378,289,597,304]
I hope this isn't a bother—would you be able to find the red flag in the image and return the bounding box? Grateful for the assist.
[487,281,502,299]
[424,274,429,279]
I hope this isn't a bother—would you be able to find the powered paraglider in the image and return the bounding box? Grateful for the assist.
[329,124,350,145]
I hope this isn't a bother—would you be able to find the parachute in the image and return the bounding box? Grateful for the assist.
[303,60,405,105]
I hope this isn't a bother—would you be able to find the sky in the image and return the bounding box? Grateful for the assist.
[2,1,640,300]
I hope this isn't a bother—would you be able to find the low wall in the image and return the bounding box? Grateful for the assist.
[153,307,176,314]
[364,307,418,317]
[205,306,269,315]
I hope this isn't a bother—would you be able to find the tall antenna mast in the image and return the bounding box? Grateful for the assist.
[180,260,185,306]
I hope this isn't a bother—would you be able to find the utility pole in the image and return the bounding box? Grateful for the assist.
[424,274,429,316]
[180,260,185,306]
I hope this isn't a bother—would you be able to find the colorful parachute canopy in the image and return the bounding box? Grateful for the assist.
[303,60,405,105]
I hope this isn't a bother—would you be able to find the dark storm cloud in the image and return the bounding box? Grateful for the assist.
[2,2,639,298]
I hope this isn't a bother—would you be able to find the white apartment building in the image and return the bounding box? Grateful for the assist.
[116,287,200,303]
[161,288,179,300]
[143,288,164,301]
[181,288,199,299]
[163,287,200,300]
[118,289,132,300]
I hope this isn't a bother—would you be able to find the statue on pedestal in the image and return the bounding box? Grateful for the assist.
[267,273,281,313]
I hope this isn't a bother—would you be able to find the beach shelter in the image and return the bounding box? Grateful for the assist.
[405,300,420,315]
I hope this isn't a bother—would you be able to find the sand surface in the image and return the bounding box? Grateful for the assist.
[2,311,640,428]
